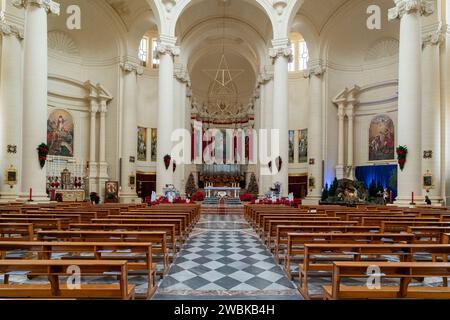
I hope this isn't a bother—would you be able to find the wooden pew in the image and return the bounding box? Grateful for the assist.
[0,217,68,230]
[443,233,450,244]
[299,243,450,299]
[0,259,135,299]
[323,262,450,300]
[36,230,169,274]
[69,223,178,260]
[0,213,82,224]
[92,218,185,241]
[382,221,450,232]
[0,241,156,298]
[273,225,381,263]
[283,232,414,280]
[0,224,34,242]
[407,226,450,243]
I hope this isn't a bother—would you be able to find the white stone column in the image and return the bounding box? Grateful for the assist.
[269,40,292,197]
[119,58,142,203]
[346,104,355,180]
[97,98,109,199]
[303,60,326,203]
[173,63,190,193]
[0,20,23,200]
[156,36,179,195]
[336,101,346,180]
[389,0,433,204]
[87,99,98,193]
[15,0,60,201]
[422,25,443,202]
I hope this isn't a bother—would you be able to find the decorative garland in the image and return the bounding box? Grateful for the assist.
[163,154,171,170]
[396,145,408,171]
[268,157,283,173]
[37,143,49,169]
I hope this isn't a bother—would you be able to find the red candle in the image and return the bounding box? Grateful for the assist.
[411,192,414,204]
[389,191,393,204]
[29,188,32,201]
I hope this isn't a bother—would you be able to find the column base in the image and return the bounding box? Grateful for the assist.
[394,197,426,208]
[302,196,321,205]
[0,192,19,201]
[119,192,142,204]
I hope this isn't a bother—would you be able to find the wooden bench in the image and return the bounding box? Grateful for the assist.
[322,261,450,300]
[407,226,450,243]
[0,224,34,242]
[273,225,381,263]
[0,217,68,230]
[0,241,156,298]
[69,223,178,260]
[381,221,450,232]
[283,232,414,280]
[92,218,185,241]
[0,259,135,299]
[299,243,450,299]
[0,213,82,224]
[36,230,169,274]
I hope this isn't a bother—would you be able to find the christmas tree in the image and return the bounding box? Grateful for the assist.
[329,178,338,197]
[369,179,378,198]
[247,173,259,195]
[185,173,197,196]
[321,184,329,202]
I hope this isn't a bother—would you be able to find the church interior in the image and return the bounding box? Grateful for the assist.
[0,0,450,303]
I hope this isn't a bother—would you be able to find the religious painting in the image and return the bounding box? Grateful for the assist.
[137,127,147,161]
[298,129,308,163]
[423,172,434,189]
[369,114,395,161]
[47,109,74,157]
[151,128,157,162]
[288,130,295,163]
[105,181,119,203]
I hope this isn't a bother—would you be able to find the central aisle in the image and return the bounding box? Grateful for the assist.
[154,210,302,300]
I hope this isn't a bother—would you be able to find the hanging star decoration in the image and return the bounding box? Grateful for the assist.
[203,54,244,88]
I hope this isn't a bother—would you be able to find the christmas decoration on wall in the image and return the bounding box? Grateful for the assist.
[396,145,408,171]
[163,154,171,170]
[37,143,49,169]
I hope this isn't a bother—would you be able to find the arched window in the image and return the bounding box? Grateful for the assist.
[288,32,309,72]
[138,36,149,66]
[139,32,160,69]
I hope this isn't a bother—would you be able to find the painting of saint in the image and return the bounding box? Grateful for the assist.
[288,130,295,163]
[137,127,147,161]
[47,110,74,157]
[151,128,157,162]
[369,114,395,161]
[298,129,308,163]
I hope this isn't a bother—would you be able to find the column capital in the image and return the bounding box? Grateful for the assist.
[174,63,190,84]
[258,65,274,84]
[13,0,60,15]
[388,0,434,21]
[303,60,326,79]
[269,38,293,63]
[156,35,180,58]
[0,20,24,39]
[120,58,144,76]
[98,99,108,114]
[422,24,445,48]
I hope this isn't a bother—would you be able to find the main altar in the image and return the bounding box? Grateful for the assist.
[204,185,241,199]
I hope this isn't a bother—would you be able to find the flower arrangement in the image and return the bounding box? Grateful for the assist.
[163,154,171,170]
[37,143,49,169]
[396,145,408,171]
[190,191,205,202]
[240,193,256,202]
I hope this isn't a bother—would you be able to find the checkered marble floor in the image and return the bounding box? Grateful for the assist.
[154,213,301,299]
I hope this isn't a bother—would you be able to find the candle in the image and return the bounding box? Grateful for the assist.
[29,188,32,201]
[411,192,414,204]
[389,191,393,204]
